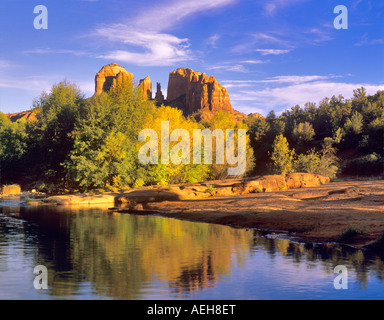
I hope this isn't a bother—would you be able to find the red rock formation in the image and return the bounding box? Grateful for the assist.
[166,68,234,116]
[94,63,133,95]
[139,76,152,100]
[155,82,165,105]
[6,111,38,122]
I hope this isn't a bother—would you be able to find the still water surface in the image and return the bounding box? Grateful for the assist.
[0,199,384,300]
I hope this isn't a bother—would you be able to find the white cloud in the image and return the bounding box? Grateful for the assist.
[134,0,235,32]
[95,0,236,66]
[230,80,384,115]
[255,49,291,55]
[96,27,192,66]
[222,74,384,115]
[241,60,265,64]
[262,0,309,15]
[222,75,338,88]
[207,58,267,73]
[24,48,88,56]
[208,64,249,73]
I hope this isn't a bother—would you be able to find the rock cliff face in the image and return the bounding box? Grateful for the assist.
[94,63,133,95]
[139,76,152,100]
[6,111,38,122]
[166,68,234,116]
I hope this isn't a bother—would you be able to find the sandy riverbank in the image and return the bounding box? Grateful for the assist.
[117,179,384,249]
[19,175,384,249]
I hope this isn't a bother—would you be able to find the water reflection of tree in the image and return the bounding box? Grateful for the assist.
[251,230,384,289]
[19,207,253,299]
[11,206,384,298]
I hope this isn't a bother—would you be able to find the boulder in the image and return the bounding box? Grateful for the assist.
[257,175,287,192]
[120,189,186,203]
[2,184,21,195]
[285,173,329,189]
[47,193,118,205]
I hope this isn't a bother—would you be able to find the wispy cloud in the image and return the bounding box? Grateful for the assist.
[261,0,309,16]
[255,49,291,55]
[232,31,294,54]
[233,82,384,106]
[207,58,267,73]
[24,48,88,56]
[227,75,384,115]
[95,0,236,66]
[96,27,193,66]
[305,27,334,45]
[208,63,249,73]
[222,75,339,88]
[0,59,21,70]
[355,33,384,47]
[205,34,221,48]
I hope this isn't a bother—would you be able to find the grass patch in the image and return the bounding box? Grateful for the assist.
[206,184,217,196]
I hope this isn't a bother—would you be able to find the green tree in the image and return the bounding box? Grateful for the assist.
[137,106,209,185]
[0,115,29,185]
[292,121,315,145]
[26,80,85,191]
[344,111,364,135]
[64,77,154,191]
[269,135,295,176]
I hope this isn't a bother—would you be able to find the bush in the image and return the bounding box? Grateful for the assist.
[342,153,384,176]
[337,227,365,243]
[294,149,321,173]
[315,142,339,179]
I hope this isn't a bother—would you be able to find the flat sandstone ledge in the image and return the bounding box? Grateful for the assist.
[45,173,329,205]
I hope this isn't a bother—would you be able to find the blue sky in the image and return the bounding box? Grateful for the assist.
[0,0,383,116]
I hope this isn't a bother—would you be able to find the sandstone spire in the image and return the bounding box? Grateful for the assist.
[139,76,152,100]
[155,82,165,106]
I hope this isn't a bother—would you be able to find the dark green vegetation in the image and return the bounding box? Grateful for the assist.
[337,227,367,244]
[1,78,383,193]
[246,88,384,178]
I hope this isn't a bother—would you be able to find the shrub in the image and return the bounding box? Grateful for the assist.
[294,149,321,173]
[337,227,365,243]
[342,153,384,176]
[315,142,339,179]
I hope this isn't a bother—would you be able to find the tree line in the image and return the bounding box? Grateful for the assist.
[0,78,383,193]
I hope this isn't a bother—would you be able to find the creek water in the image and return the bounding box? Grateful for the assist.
[0,198,383,300]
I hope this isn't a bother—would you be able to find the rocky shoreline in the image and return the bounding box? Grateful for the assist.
[18,173,384,249]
